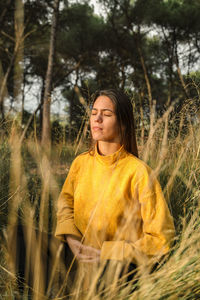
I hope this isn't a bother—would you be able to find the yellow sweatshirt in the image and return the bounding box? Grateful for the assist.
[55,145,175,263]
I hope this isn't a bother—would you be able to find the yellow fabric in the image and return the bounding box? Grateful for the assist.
[55,145,175,263]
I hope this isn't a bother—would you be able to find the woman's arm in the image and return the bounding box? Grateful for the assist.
[55,161,82,241]
[100,167,175,264]
[55,160,101,262]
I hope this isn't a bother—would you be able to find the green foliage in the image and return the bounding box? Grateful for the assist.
[1,0,200,132]
[51,119,64,143]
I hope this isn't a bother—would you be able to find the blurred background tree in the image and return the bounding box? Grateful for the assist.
[0,0,199,143]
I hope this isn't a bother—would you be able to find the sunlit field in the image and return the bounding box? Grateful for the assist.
[0,96,200,299]
[1,0,200,298]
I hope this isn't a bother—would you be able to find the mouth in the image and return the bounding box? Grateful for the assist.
[92,126,102,131]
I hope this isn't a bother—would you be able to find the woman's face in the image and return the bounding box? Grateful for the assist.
[90,95,121,143]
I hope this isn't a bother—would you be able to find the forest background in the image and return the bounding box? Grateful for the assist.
[0,0,200,299]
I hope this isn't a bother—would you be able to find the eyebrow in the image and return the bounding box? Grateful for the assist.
[91,108,114,113]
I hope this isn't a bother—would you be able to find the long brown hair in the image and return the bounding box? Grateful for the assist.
[89,89,138,157]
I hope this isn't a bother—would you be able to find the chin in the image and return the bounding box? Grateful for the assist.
[92,134,103,140]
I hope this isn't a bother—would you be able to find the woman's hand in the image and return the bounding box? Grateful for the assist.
[66,235,101,263]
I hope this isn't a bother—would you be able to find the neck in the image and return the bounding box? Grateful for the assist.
[97,141,121,156]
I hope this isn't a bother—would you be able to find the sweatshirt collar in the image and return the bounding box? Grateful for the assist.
[94,143,127,166]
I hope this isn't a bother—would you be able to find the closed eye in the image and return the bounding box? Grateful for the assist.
[91,110,97,115]
[90,109,114,116]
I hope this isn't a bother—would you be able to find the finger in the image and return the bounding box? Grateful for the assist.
[80,245,101,255]
[81,244,100,252]
[78,257,100,263]
[75,253,94,260]
[77,252,100,260]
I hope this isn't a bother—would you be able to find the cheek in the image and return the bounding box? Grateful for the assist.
[106,118,119,134]
[90,117,95,129]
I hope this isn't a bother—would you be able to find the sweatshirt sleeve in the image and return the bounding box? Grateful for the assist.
[55,159,82,241]
[100,166,175,263]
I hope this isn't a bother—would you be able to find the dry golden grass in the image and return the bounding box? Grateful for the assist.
[0,98,200,299]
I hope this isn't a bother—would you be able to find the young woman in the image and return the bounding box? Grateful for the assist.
[55,89,174,274]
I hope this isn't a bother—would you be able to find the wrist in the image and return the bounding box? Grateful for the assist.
[65,234,81,242]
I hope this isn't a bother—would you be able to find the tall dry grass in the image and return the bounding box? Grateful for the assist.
[0,97,200,299]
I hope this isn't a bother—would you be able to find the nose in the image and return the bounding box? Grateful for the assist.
[94,113,102,123]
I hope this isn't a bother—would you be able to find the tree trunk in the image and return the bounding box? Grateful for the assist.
[21,69,25,125]
[0,60,8,120]
[14,0,24,123]
[175,45,189,99]
[134,28,153,110]
[39,77,45,138]
[139,91,145,149]
[41,0,60,151]
[134,30,155,142]
[20,102,42,143]
[0,49,18,120]
[161,26,174,107]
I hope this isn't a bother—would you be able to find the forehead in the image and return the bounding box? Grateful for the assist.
[92,95,115,110]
